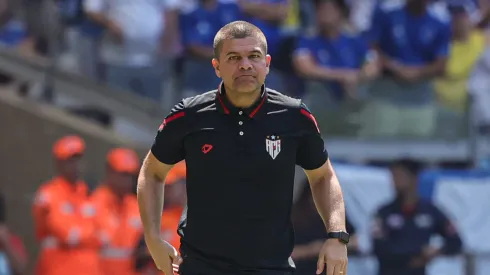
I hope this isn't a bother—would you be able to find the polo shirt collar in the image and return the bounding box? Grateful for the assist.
[215,82,268,118]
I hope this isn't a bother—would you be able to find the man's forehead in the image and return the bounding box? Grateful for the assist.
[221,37,265,54]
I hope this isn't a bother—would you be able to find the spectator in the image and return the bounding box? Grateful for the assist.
[434,1,488,136]
[91,148,141,275]
[0,193,27,275]
[363,0,451,138]
[371,158,462,275]
[180,0,242,96]
[237,0,292,91]
[293,0,378,104]
[0,0,36,87]
[32,135,102,275]
[84,0,180,101]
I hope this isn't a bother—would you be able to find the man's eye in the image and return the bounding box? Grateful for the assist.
[229,56,239,60]
[250,55,260,58]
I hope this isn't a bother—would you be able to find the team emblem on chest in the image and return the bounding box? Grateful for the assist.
[265,135,281,160]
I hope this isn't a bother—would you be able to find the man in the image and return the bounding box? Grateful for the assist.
[293,0,378,102]
[33,135,102,275]
[372,158,462,275]
[83,0,179,100]
[91,148,141,275]
[137,21,348,275]
[362,0,451,138]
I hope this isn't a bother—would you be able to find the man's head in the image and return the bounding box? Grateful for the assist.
[212,21,271,94]
[105,148,140,197]
[53,135,85,183]
[449,3,472,37]
[314,0,348,29]
[390,158,422,196]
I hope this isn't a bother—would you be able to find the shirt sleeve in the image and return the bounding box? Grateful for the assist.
[151,101,188,165]
[83,0,104,13]
[296,102,328,170]
[433,23,451,58]
[293,36,313,58]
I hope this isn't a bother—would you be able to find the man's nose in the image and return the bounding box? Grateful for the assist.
[239,58,253,70]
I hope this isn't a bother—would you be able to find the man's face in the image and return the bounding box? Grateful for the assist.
[451,11,471,35]
[107,169,135,196]
[212,37,271,94]
[317,2,343,28]
[57,155,83,182]
[390,166,414,195]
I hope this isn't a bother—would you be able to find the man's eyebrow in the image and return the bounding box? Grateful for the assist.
[225,50,263,56]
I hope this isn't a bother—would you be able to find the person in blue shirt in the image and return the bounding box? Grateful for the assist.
[371,158,462,275]
[370,0,450,81]
[293,0,379,102]
[361,0,451,138]
[180,0,243,95]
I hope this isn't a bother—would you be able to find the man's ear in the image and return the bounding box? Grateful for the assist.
[212,58,221,78]
[266,54,271,74]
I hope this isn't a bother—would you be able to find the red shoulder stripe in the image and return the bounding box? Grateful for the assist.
[159,112,185,130]
[300,108,320,133]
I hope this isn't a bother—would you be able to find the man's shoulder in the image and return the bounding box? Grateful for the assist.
[266,88,303,110]
[171,90,217,114]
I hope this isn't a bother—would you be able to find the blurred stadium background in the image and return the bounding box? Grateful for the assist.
[1,0,490,274]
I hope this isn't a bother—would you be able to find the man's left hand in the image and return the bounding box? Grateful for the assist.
[317,239,348,275]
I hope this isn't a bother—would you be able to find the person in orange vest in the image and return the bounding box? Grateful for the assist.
[135,161,186,275]
[91,148,142,275]
[32,135,102,275]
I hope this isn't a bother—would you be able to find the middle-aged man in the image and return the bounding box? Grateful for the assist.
[137,20,348,275]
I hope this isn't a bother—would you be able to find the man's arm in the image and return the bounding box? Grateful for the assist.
[303,160,346,233]
[137,152,173,238]
[431,206,463,256]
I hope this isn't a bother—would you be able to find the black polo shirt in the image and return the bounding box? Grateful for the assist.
[151,84,328,273]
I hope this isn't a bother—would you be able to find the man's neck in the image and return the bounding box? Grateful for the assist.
[402,192,419,206]
[453,31,470,42]
[406,2,427,16]
[224,86,262,108]
[322,27,341,40]
[202,0,217,9]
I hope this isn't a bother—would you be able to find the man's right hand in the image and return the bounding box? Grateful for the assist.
[146,236,182,275]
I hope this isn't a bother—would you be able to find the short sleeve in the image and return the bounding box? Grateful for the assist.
[367,5,385,45]
[293,36,314,58]
[180,13,208,46]
[296,102,328,170]
[151,101,188,165]
[83,0,105,13]
[433,23,451,58]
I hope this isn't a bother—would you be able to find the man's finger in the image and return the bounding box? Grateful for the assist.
[316,254,325,274]
[333,262,341,275]
[326,262,335,275]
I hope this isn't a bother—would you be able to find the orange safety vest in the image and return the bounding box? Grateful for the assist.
[32,176,102,275]
[92,185,142,275]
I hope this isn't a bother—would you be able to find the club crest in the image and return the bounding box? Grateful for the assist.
[266,135,281,160]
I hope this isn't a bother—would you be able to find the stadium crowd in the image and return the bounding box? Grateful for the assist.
[0,0,489,274]
[2,0,489,138]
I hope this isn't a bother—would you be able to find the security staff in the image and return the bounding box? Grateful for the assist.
[137,21,349,275]
[372,159,462,275]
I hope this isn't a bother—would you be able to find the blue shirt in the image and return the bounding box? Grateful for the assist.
[180,2,243,48]
[295,32,372,99]
[0,20,28,47]
[243,0,287,55]
[369,2,451,66]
